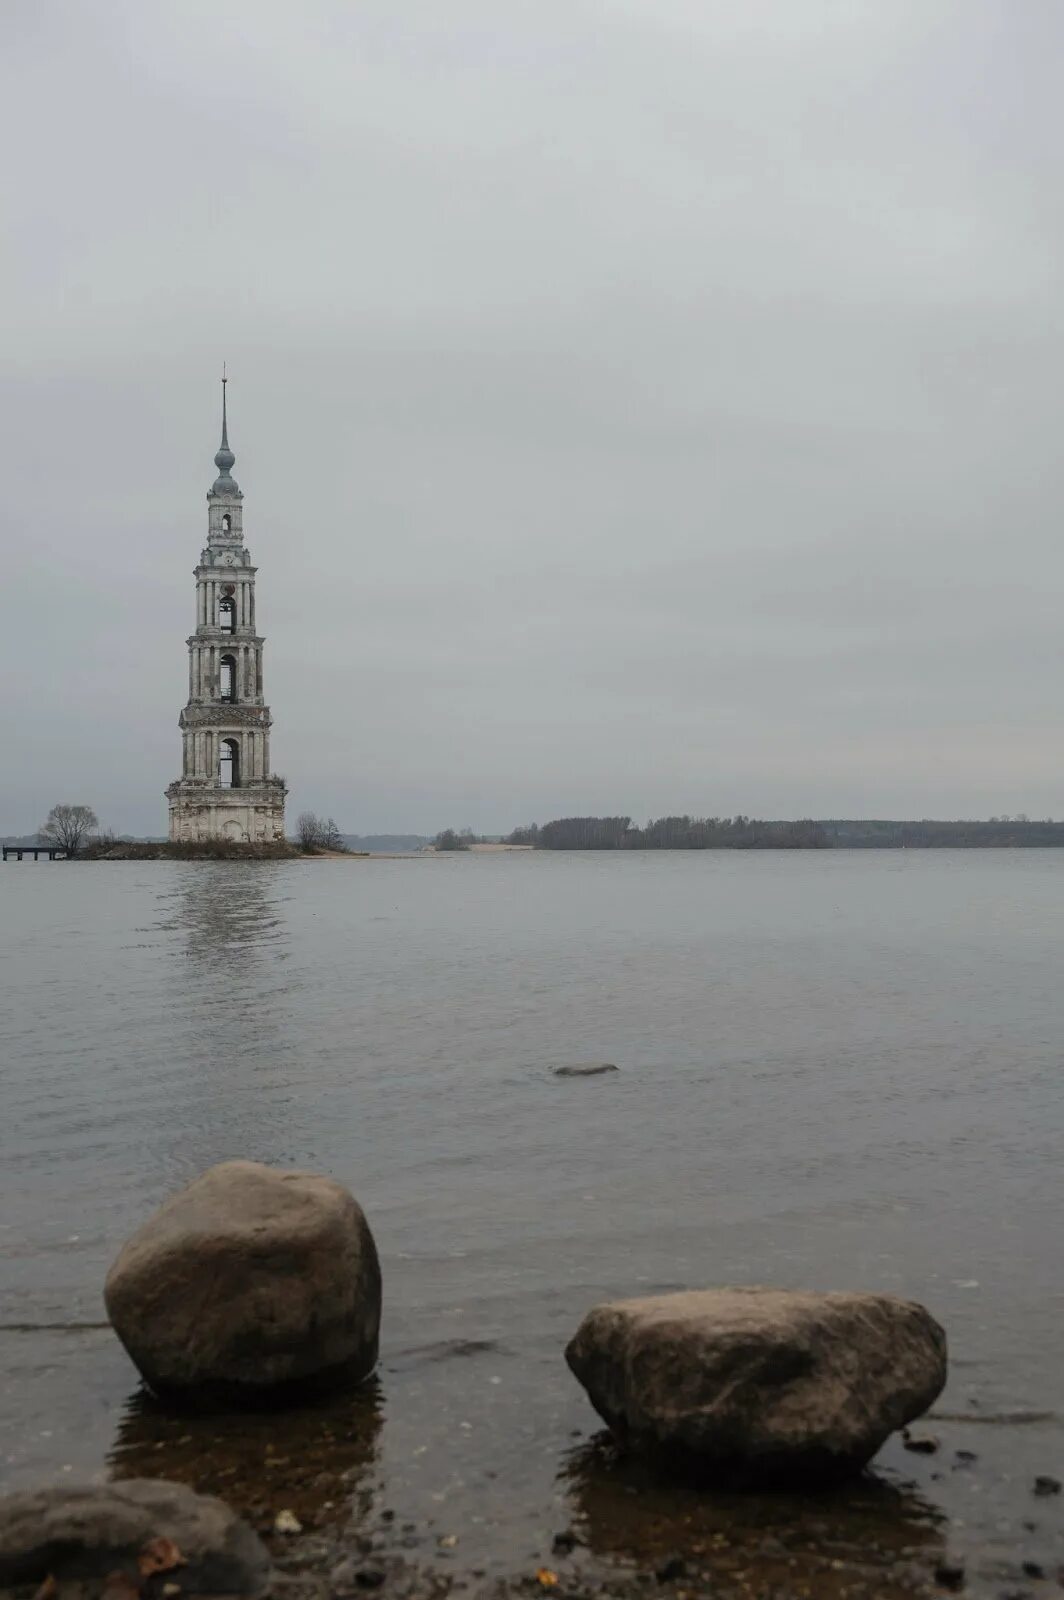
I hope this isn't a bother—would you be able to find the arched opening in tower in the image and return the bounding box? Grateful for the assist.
[219,738,240,789]
[219,596,235,633]
[221,513,231,533]
[220,654,236,703]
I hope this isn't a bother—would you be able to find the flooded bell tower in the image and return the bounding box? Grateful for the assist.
[166,376,287,842]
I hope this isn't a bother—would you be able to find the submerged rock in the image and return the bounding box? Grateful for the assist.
[903,1430,940,1454]
[565,1287,947,1485]
[105,1160,381,1401]
[553,1062,619,1078]
[0,1479,270,1596]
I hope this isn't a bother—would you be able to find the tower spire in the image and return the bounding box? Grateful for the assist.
[211,365,238,491]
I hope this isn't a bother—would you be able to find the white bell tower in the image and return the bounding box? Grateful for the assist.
[166,377,287,842]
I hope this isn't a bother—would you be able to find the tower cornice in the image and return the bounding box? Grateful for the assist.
[186,632,265,646]
[180,703,273,730]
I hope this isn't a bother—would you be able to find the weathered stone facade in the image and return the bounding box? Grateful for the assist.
[167,383,286,842]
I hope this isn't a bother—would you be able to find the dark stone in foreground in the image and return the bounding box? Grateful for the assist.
[0,1479,270,1595]
[565,1287,947,1485]
[105,1160,381,1401]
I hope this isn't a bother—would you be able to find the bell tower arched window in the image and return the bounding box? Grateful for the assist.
[221,513,231,533]
[219,737,240,788]
[219,654,236,703]
[219,595,235,632]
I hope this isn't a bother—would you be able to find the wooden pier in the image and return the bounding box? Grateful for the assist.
[2,845,69,862]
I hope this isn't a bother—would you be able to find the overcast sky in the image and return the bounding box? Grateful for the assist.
[2,0,1062,834]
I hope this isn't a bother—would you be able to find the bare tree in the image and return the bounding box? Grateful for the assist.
[39,804,99,855]
[296,812,346,852]
[296,811,326,852]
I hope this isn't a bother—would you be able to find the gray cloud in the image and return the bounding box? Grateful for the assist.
[2,0,1062,833]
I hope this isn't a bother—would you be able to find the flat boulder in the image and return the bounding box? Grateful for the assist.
[0,1479,270,1596]
[565,1287,947,1485]
[105,1160,381,1401]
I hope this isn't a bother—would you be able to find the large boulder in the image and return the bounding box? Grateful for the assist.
[0,1479,270,1595]
[105,1160,381,1400]
[565,1287,947,1484]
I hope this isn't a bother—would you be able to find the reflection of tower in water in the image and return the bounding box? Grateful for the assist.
[110,869,377,1538]
[149,864,304,1185]
[175,863,286,976]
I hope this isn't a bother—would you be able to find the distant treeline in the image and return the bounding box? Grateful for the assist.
[504,816,1064,850]
[820,818,1064,848]
[506,816,829,849]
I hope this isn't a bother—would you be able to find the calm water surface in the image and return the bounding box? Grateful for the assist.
[1,851,1062,1591]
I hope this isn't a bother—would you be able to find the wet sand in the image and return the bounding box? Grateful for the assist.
[92,1379,1063,1600]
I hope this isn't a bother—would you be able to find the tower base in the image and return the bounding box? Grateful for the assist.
[166,779,287,844]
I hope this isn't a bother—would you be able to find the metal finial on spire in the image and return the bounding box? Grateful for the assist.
[213,366,237,486]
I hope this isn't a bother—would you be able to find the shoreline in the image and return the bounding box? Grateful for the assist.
[5,1355,1061,1600]
[15,840,1064,864]
[87,1400,1064,1600]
